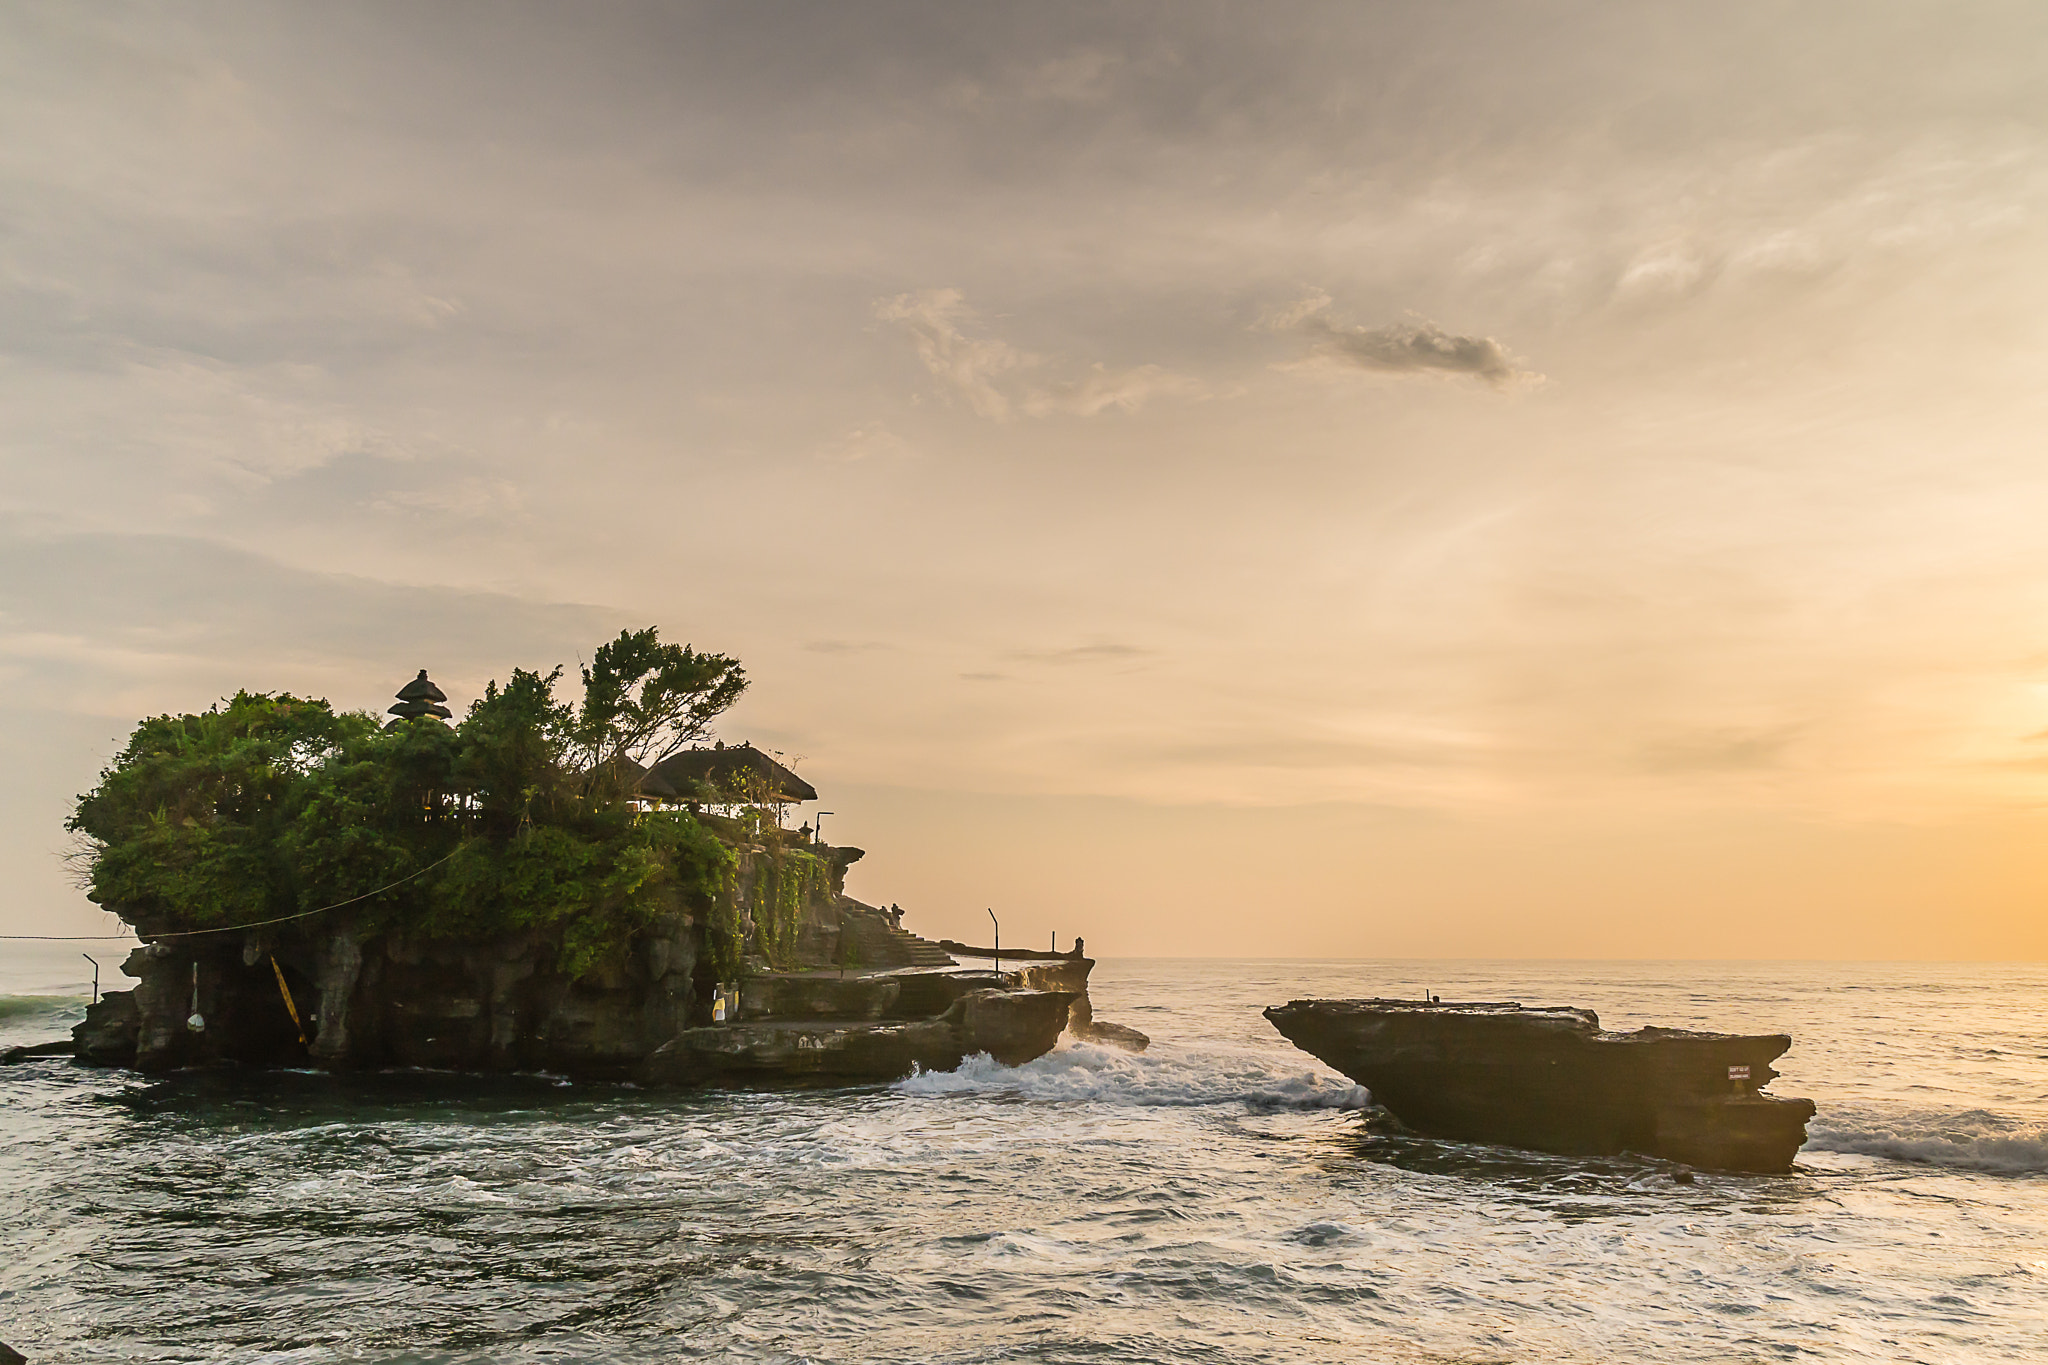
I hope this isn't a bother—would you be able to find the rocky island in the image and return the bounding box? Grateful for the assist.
[54,630,1135,1083]
[1265,998,1816,1172]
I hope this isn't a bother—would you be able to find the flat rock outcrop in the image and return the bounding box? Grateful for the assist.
[1265,998,1816,1173]
[646,983,1073,1083]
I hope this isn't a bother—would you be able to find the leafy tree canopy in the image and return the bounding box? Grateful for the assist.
[575,628,747,782]
[69,630,748,976]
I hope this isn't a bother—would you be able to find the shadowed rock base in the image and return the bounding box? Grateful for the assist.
[71,989,138,1066]
[62,879,1108,1086]
[66,937,1085,1086]
[1265,999,1816,1173]
[645,985,1073,1083]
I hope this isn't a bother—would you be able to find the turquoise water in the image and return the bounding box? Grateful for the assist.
[3,952,2045,1362]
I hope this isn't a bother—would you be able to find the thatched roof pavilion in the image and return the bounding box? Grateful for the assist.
[645,742,817,804]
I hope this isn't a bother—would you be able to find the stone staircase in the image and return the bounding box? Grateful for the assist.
[837,908,957,970]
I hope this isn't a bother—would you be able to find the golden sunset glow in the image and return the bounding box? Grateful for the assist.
[4,4,2048,957]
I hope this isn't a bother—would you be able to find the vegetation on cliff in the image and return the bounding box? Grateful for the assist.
[69,629,763,976]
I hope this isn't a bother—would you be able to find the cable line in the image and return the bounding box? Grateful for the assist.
[0,850,458,941]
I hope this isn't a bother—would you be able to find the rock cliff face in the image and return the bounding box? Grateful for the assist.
[1013,957,1148,1051]
[1265,999,1816,1173]
[76,913,713,1079]
[71,849,1089,1085]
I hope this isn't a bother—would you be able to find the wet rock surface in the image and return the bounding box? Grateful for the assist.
[1265,998,1817,1173]
[67,897,1104,1085]
[71,989,138,1066]
[645,985,1074,1083]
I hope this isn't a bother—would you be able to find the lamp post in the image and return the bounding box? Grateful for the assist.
[988,907,999,976]
[83,953,99,1006]
[814,811,835,846]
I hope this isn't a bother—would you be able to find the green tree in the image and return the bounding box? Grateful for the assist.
[70,692,373,929]
[68,636,747,977]
[574,628,747,791]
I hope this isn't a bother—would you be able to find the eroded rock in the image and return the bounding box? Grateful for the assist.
[1265,998,1816,1173]
[70,894,1099,1086]
[71,991,138,1067]
[644,986,1073,1083]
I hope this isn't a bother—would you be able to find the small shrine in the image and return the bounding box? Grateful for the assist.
[387,669,452,724]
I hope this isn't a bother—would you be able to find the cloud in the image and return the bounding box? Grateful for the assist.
[1021,363,1209,418]
[876,289,1206,421]
[1280,294,1538,389]
[370,477,526,521]
[1016,48,1125,104]
[874,288,1033,420]
[1634,725,1802,774]
[1615,243,1711,300]
[1009,643,1150,665]
[817,422,915,463]
[0,523,625,761]
[1128,734,1472,772]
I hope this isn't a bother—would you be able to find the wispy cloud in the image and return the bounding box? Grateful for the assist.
[1277,293,1539,389]
[876,289,1206,420]
[874,289,1032,420]
[1009,643,1150,665]
[1634,724,1802,774]
[817,422,914,463]
[1021,363,1208,418]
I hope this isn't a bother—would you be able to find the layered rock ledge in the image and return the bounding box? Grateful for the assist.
[67,898,1101,1086]
[1265,998,1817,1173]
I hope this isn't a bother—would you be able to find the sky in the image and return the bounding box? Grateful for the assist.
[4,1,2048,958]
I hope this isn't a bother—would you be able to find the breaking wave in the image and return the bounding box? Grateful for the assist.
[0,994,79,1023]
[894,1040,1370,1111]
[1805,1108,2048,1174]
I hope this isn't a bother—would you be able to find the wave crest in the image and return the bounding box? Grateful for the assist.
[893,1042,1369,1111]
[0,994,80,1022]
[1806,1109,2048,1174]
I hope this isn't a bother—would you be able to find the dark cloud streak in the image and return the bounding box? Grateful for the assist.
[1285,297,1537,388]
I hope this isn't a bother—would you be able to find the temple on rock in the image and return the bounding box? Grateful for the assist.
[65,661,1146,1083]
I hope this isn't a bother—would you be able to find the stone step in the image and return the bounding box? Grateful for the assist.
[837,911,957,970]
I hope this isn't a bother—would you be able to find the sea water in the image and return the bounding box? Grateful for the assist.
[2,946,2045,1363]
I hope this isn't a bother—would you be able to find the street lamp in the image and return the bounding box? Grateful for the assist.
[814,811,835,846]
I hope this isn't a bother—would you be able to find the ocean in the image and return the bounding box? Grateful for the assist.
[3,945,2045,1363]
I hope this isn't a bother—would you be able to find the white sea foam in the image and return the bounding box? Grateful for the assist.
[893,1041,1370,1111]
[1805,1109,2048,1174]
[10,959,2048,1364]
